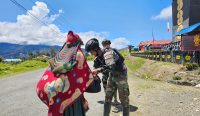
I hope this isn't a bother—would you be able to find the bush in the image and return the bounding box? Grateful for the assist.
[33,56,50,62]
[141,73,152,79]
[0,67,10,71]
[185,63,193,70]
[173,76,182,80]
[185,63,199,71]
[192,63,199,69]
[0,56,4,62]
[86,55,94,61]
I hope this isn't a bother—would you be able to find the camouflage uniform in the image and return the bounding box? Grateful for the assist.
[85,38,128,115]
[100,48,130,116]
[93,55,109,91]
[105,69,129,107]
[94,50,118,101]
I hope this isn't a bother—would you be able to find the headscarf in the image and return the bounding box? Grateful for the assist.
[36,31,93,116]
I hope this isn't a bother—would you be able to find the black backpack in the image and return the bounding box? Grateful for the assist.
[112,49,125,71]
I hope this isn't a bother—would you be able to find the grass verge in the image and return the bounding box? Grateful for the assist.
[0,60,48,78]
[120,50,129,57]
[125,57,145,71]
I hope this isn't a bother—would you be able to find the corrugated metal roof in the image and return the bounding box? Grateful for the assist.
[175,22,200,36]
[139,40,171,46]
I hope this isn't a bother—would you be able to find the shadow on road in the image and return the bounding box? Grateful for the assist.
[97,100,138,113]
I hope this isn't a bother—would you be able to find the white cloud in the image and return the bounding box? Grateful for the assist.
[0,1,130,50]
[78,31,108,45]
[58,9,64,14]
[111,37,130,49]
[78,32,130,49]
[0,1,65,45]
[17,1,62,25]
[152,5,172,20]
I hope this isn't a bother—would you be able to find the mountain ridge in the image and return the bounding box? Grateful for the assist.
[0,42,62,58]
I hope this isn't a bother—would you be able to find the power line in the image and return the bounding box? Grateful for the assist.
[9,0,65,39]
[28,0,75,31]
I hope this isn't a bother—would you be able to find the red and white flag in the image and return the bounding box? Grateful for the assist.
[166,16,170,32]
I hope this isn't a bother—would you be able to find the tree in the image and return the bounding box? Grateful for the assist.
[35,50,40,57]
[0,56,4,62]
[128,45,134,54]
[28,52,34,59]
[49,47,57,58]
[19,53,26,61]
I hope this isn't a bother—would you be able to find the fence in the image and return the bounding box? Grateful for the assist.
[131,51,200,65]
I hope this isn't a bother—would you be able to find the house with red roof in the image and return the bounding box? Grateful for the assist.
[139,40,172,52]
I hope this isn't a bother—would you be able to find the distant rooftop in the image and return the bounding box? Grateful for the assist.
[139,40,172,46]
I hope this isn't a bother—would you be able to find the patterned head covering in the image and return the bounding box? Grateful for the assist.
[66,31,83,46]
[36,31,93,116]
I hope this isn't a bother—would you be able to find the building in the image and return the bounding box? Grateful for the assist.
[139,40,171,52]
[4,59,22,62]
[175,22,200,64]
[173,0,200,64]
[172,0,200,41]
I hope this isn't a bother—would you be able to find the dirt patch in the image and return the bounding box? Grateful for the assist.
[126,67,200,116]
[127,56,200,86]
[105,59,200,116]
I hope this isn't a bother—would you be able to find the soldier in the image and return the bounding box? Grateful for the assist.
[85,38,130,116]
[101,39,119,105]
[86,38,109,93]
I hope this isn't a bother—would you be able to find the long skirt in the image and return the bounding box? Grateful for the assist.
[63,97,86,116]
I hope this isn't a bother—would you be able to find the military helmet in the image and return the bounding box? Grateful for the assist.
[85,38,100,52]
[102,39,111,45]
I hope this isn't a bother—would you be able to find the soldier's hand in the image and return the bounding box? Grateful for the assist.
[91,69,98,79]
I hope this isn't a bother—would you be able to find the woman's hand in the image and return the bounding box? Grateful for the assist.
[91,69,98,79]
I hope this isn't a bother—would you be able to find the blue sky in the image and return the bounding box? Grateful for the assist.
[0,0,172,49]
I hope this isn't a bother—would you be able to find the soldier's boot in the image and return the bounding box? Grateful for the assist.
[103,102,111,116]
[123,106,130,116]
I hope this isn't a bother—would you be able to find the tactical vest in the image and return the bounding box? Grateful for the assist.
[104,48,124,72]
[93,55,105,69]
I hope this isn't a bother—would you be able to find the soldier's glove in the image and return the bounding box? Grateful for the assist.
[102,65,111,70]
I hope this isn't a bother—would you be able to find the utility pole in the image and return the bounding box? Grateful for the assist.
[152,29,155,51]
[152,29,157,61]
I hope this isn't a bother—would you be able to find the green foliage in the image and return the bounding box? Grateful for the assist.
[86,55,94,61]
[198,68,200,75]
[0,56,4,62]
[33,56,50,62]
[120,50,129,57]
[84,52,94,61]
[184,63,199,71]
[0,60,49,78]
[192,63,199,69]
[49,47,57,57]
[141,72,152,79]
[28,52,34,59]
[172,76,182,80]
[125,58,145,71]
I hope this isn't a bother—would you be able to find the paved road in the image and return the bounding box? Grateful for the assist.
[0,62,105,116]
[2,61,199,116]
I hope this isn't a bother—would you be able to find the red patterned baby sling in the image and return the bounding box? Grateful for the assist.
[36,31,94,116]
